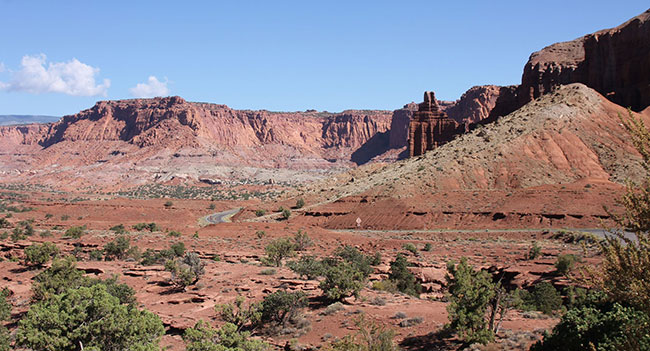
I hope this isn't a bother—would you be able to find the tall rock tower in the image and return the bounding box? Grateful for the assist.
[408,91,460,157]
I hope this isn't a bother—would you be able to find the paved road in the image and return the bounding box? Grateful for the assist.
[203,208,241,224]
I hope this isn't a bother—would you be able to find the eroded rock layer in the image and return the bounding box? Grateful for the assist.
[519,9,650,111]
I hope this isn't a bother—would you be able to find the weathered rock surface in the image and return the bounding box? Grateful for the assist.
[519,9,650,111]
[408,91,462,157]
[444,85,519,125]
[0,97,392,188]
[388,103,417,149]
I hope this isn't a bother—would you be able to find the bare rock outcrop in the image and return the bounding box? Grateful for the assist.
[388,103,417,149]
[444,85,519,125]
[408,91,462,157]
[519,9,650,111]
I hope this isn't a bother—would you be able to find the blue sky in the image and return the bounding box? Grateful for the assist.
[0,1,647,116]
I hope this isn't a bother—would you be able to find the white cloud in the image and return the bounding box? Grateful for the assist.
[129,76,169,98]
[0,54,110,96]
[0,62,5,73]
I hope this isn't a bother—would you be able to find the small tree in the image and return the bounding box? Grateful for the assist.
[524,282,563,315]
[171,242,186,257]
[0,288,11,351]
[324,315,398,351]
[32,256,86,301]
[104,236,131,260]
[320,261,366,301]
[109,224,127,234]
[64,226,85,239]
[293,229,313,251]
[264,238,295,267]
[281,208,291,220]
[216,296,262,332]
[555,254,577,275]
[388,254,421,297]
[165,252,205,291]
[16,284,164,351]
[528,242,542,260]
[295,198,305,209]
[287,255,323,280]
[183,321,269,351]
[24,242,59,267]
[446,257,496,345]
[260,290,307,327]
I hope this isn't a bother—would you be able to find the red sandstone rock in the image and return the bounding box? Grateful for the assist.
[388,103,417,149]
[519,9,650,111]
[0,98,393,188]
[408,91,462,157]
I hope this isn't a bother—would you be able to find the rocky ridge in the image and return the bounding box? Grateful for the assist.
[0,98,392,189]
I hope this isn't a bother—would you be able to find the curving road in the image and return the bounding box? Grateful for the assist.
[203,208,241,224]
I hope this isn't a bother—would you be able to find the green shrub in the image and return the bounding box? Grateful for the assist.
[25,242,59,267]
[260,290,307,327]
[165,252,205,291]
[528,242,542,260]
[255,209,266,217]
[320,261,366,301]
[424,243,433,252]
[372,280,398,293]
[10,227,25,241]
[45,213,53,219]
[89,249,104,261]
[388,253,421,297]
[164,200,173,208]
[171,242,186,257]
[104,236,131,260]
[39,230,52,238]
[264,238,296,267]
[64,226,85,239]
[555,254,578,275]
[60,215,70,221]
[168,230,182,237]
[293,229,312,251]
[281,208,291,220]
[31,256,136,305]
[402,243,418,255]
[255,230,266,239]
[334,245,375,277]
[16,284,164,351]
[183,320,269,351]
[216,296,262,331]
[109,224,127,234]
[295,198,305,209]
[0,288,11,351]
[287,255,323,280]
[445,257,496,345]
[0,288,11,321]
[324,315,398,351]
[519,282,563,315]
[132,222,160,232]
[531,302,650,351]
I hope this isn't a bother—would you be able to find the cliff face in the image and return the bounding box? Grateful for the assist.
[36,97,391,152]
[444,85,519,125]
[0,124,50,147]
[0,97,394,188]
[519,9,650,111]
[388,103,417,149]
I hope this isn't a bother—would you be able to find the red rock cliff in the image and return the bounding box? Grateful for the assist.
[519,9,650,111]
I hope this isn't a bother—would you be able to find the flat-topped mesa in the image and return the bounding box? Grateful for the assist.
[408,91,460,157]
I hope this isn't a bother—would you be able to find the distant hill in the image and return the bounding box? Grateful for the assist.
[0,115,60,126]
